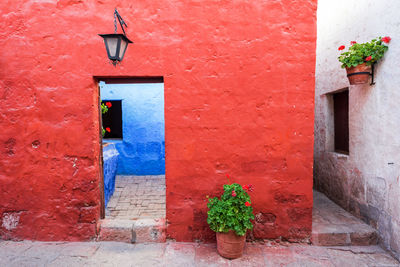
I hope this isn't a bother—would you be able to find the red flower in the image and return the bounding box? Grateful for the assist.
[338,45,345,51]
[231,190,237,197]
[242,185,249,191]
[248,184,254,192]
[106,102,112,108]
[350,41,357,45]
[245,202,251,207]
[105,127,111,132]
[381,36,391,43]
[365,56,372,61]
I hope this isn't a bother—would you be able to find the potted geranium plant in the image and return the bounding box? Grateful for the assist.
[338,36,390,85]
[207,180,254,259]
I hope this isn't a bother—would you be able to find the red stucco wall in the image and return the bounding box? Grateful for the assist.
[0,0,317,241]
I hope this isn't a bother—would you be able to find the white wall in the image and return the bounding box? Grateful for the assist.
[314,0,400,259]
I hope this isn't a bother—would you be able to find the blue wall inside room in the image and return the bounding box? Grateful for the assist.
[100,81,165,175]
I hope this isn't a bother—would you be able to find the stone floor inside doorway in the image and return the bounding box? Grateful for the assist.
[98,175,166,243]
[105,175,166,220]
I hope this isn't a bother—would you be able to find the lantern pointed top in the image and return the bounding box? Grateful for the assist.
[113,8,128,36]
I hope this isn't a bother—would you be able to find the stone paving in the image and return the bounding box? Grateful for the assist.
[0,240,398,267]
[106,175,166,220]
[312,190,378,246]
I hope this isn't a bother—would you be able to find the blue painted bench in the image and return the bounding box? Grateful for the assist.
[103,143,119,207]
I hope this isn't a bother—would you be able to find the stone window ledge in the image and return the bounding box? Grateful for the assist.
[327,151,349,160]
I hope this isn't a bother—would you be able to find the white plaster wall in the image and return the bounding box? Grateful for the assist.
[315,0,400,259]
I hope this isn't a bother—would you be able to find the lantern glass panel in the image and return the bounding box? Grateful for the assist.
[105,37,119,58]
[119,38,128,60]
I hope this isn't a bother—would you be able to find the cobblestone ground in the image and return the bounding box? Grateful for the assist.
[106,175,166,220]
[0,241,398,267]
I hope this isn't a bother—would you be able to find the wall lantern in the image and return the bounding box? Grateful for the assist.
[99,9,133,66]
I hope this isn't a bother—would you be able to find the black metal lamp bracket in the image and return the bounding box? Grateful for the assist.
[114,8,128,36]
[346,63,375,85]
[370,63,375,85]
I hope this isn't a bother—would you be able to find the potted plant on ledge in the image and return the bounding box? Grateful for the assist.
[338,36,390,85]
[207,181,254,259]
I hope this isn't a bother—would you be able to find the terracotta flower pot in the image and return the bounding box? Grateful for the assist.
[345,63,371,85]
[216,230,245,259]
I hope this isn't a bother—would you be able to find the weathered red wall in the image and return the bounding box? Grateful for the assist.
[0,0,316,241]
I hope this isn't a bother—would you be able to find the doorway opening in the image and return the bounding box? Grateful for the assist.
[98,78,165,225]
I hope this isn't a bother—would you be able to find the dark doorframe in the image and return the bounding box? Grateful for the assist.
[97,83,106,219]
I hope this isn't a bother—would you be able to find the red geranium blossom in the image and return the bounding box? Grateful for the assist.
[243,184,254,192]
[381,36,391,43]
[106,102,112,108]
[338,45,345,51]
[231,190,236,197]
[105,127,111,132]
[248,184,254,192]
[350,41,357,45]
[245,202,251,207]
[365,56,372,61]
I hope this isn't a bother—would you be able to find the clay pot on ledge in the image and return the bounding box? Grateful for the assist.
[216,230,246,259]
[345,63,371,85]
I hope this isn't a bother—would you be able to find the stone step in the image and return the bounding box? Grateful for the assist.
[312,190,378,246]
[97,218,166,243]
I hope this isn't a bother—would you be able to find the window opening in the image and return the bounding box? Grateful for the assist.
[333,90,349,154]
[102,100,123,139]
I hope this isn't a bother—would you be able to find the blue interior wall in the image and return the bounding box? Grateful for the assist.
[100,82,165,175]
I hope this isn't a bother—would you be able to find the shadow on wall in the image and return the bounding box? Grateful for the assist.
[100,81,165,175]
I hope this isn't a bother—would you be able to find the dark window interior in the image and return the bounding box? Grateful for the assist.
[102,100,123,139]
[333,90,349,154]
